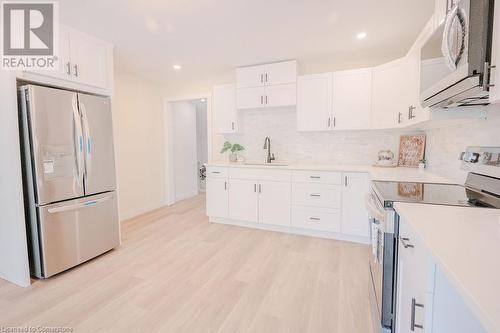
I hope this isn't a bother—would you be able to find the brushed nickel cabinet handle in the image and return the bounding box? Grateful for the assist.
[260,95,263,105]
[309,217,321,221]
[310,194,321,197]
[265,73,268,82]
[411,298,424,330]
[254,184,257,192]
[265,95,268,105]
[400,237,415,248]
[310,176,321,179]
[73,64,78,77]
[66,62,71,75]
[259,184,262,193]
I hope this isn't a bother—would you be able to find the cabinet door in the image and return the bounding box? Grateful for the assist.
[236,65,266,88]
[206,178,229,218]
[265,61,297,86]
[396,220,433,333]
[341,173,369,238]
[213,84,238,133]
[431,267,487,333]
[228,179,258,222]
[371,58,405,129]
[236,87,266,109]
[265,83,296,108]
[25,27,71,80]
[70,29,108,89]
[258,181,291,226]
[332,68,371,130]
[297,73,332,131]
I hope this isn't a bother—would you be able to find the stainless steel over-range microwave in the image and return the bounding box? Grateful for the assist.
[420,0,495,108]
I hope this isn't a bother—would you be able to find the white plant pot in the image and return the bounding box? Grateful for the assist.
[229,153,238,163]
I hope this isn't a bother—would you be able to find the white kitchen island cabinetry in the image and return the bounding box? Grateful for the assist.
[206,164,370,244]
[394,203,494,333]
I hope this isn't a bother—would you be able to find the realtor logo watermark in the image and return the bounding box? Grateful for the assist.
[1,1,59,70]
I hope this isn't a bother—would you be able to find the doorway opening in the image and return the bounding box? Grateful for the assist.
[164,95,211,205]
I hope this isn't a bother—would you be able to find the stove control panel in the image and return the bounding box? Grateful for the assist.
[461,147,500,179]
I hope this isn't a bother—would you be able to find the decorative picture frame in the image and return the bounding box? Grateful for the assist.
[398,134,426,168]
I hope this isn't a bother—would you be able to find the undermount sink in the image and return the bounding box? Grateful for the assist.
[244,162,289,167]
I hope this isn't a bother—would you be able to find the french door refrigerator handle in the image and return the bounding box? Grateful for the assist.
[47,195,111,214]
[79,101,92,180]
[72,96,84,187]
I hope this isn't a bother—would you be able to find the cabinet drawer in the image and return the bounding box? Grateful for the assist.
[228,167,291,182]
[292,170,342,184]
[291,206,341,232]
[292,183,341,208]
[206,166,228,178]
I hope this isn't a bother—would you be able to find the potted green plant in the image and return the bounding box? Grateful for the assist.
[220,141,245,162]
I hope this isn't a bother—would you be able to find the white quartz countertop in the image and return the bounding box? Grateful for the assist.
[394,202,500,333]
[206,162,452,184]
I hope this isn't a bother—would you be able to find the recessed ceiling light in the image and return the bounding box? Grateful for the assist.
[200,98,206,102]
[173,64,182,70]
[357,32,367,39]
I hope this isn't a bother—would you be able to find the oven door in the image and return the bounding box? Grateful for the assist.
[366,191,390,332]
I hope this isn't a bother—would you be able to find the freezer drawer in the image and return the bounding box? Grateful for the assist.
[36,191,120,278]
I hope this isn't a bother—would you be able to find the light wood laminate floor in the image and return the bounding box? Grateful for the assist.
[0,195,373,333]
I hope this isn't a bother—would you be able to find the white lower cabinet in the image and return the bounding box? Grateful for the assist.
[258,181,291,226]
[396,219,433,333]
[291,206,341,232]
[341,173,369,238]
[228,179,291,226]
[228,179,259,222]
[396,219,486,333]
[206,178,228,218]
[206,167,370,243]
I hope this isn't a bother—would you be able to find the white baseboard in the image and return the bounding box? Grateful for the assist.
[209,217,370,245]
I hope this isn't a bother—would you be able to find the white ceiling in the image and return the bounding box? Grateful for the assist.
[60,0,434,88]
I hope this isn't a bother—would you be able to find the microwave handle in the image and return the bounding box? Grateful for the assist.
[441,4,466,71]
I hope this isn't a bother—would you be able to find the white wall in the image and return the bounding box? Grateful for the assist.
[171,101,199,201]
[113,70,166,220]
[216,108,410,165]
[425,112,500,184]
[0,71,31,287]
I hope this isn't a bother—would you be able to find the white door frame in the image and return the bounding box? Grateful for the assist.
[163,93,212,206]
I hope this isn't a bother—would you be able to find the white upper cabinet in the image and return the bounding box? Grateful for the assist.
[265,84,296,108]
[297,69,371,132]
[332,68,372,130]
[213,84,239,133]
[69,29,108,89]
[236,61,297,109]
[236,87,267,109]
[297,73,332,131]
[236,64,267,88]
[265,61,297,86]
[371,58,406,129]
[24,25,112,93]
[236,60,297,88]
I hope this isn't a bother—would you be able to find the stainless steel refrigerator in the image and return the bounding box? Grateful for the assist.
[18,84,120,279]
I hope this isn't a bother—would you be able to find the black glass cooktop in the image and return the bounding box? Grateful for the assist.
[371,181,485,208]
